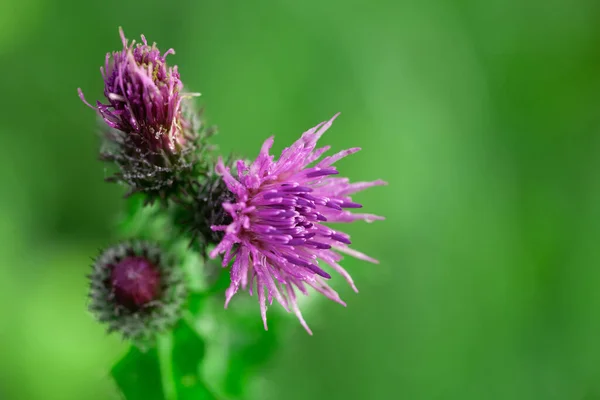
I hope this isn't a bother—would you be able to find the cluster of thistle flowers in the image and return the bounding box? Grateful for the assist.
[79,28,386,343]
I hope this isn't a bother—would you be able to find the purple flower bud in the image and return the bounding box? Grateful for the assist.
[110,256,162,311]
[88,241,186,344]
[79,27,198,154]
[78,28,215,201]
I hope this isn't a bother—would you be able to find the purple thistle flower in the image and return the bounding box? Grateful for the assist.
[209,113,386,334]
[78,27,198,153]
[78,28,215,201]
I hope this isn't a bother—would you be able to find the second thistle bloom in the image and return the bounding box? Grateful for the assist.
[210,114,386,334]
[79,28,210,199]
[79,27,195,153]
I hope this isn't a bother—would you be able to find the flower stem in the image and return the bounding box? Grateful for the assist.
[157,333,177,400]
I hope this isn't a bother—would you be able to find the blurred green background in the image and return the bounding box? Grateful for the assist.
[1,0,600,399]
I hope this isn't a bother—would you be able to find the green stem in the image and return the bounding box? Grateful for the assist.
[182,310,202,336]
[181,310,222,400]
[157,333,177,400]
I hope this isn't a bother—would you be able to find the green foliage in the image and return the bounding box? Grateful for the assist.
[117,194,174,244]
[220,311,281,397]
[191,291,283,399]
[112,319,218,400]
[112,347,165,400]
[171,319,217,400]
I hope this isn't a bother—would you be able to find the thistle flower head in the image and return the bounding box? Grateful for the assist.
[79,27,197,153]
[210,113,386,334]
[88,241,186,344]
[78,28,213,200]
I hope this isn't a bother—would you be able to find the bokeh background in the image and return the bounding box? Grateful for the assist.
[1,0,600,399]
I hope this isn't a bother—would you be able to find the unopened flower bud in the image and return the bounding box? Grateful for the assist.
[175,168,235,256]
[88,241,186,344]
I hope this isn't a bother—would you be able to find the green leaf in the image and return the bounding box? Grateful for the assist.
[171,319,218,400]
[178,242,208,293]
[197,296,282,398]
[111,346,165,400]
[187,293,208,317]
[112,322,219,400]
[222,312,282,397]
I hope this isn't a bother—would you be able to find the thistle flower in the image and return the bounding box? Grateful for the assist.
[210,113,386,334]
[78,28,211,200]
[79,27,196,152]
[88,241,186,344]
